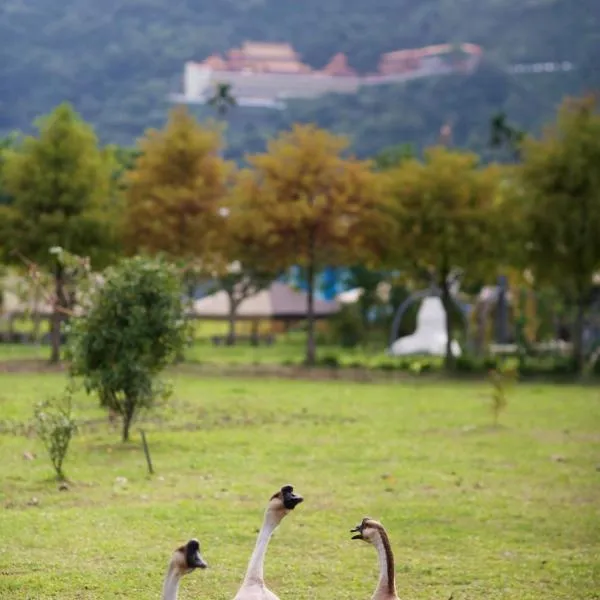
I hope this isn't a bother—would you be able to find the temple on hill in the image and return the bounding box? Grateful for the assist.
[175,40,482,108]
[378,43,483,75]
[200,41,313,74]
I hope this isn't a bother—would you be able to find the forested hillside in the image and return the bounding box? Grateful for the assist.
[1,0,598,156]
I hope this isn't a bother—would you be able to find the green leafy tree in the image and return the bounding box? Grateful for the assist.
[343,265,388,331]
[514,94,600,372]
[387,145,503,369]
[1,104,119,362]
[373,143,414,171]
[0,132,19,208]
[210,263,275,344]
[489,112,526,161]
[208,83,237,119]
[68,256,188,442]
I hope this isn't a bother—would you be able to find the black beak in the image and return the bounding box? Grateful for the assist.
[350,526,363,540]
[281,485,304,510]
[185,539,208,569]
[192,553,208,569]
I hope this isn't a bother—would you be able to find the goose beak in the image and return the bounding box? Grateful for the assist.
[191,551,208,569]
[281,485,304,510]
[184,539,208,569]
[350,525,363,540]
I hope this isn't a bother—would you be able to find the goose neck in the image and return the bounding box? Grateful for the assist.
[373,529,397,599]
[243,510,280,585]
[162,566,181,600]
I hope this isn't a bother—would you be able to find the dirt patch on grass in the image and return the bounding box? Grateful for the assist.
[0,359,67,373]
[0,357,425,383]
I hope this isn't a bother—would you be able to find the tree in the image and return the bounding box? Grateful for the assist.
[209,178,284,343]
[68,256,188,442]
[1,104,119,362]
[0,132,19,207]
[373,144,414,171]
[122,107,232,359]
[210,261,275,344]
[33,386,77,481]
[513,94,600,372]
[387,145,503,369]
[343,265,388,331]
[489,111,526,161]
[208,83,237,119]
[123,106,230,263]
[235,124,394,365]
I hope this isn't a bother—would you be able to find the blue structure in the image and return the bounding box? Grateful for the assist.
[280,266,350,301]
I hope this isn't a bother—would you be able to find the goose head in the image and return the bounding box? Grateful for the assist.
[170,538,209,575]
[266,484,304,522]
[350,517,384,544]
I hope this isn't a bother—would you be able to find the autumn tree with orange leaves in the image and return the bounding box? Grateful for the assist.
[232,124,394,365]
[122,106,231,271]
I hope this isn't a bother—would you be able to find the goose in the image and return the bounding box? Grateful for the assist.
[162,538,208,600]
[350,518,399,600]
[233,484,304,600]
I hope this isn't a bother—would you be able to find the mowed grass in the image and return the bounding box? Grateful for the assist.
[0,317,389,365]
[0,374,599,599]
[0,337,385,367]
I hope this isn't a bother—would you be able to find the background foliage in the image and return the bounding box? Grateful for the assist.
[1,0,597,158]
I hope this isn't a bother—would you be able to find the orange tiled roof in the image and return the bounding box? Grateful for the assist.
[381,43,482,62]
[201,54,228,69]
[322,52,356,75]
[240,41,298,59]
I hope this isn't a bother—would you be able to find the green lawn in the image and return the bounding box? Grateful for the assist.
[0,374,598,599]
[0,337,392,367]
[0,317,392,366]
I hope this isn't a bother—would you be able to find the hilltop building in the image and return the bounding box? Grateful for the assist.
[171,41,482,108]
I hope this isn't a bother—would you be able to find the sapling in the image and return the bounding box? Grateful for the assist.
[33,387,77,481]
[488,362,517,426]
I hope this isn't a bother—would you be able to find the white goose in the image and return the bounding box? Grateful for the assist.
[162,538,208,600]
[233,484,304,600]
[350,518,399,600]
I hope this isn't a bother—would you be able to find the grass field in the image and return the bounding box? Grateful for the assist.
[0,373,599,599]
[0,317,392,367]
[0,337,391,367]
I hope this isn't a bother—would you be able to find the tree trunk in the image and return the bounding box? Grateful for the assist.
[32,287,42,343]
[251,319,259,346]
[50,265,66,364]
[573,295,586,374]
[305,261,316,366]
[441,278,454,371]
[227,295,237,345]
[176,276,195,363]
[122,414,131,443]
[122,398,135,442]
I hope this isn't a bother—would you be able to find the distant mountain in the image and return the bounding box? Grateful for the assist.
[1,0,597,155]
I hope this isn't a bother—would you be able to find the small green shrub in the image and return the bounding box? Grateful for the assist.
[346,360,364,369]
[330,304,366,348]
[318,353,340,368]
[376,359,397,371]
[67,256,188,442]
[488,363,517,426]
[33,388,77,481]
[518,355,578,377]
[454,355,500,374]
